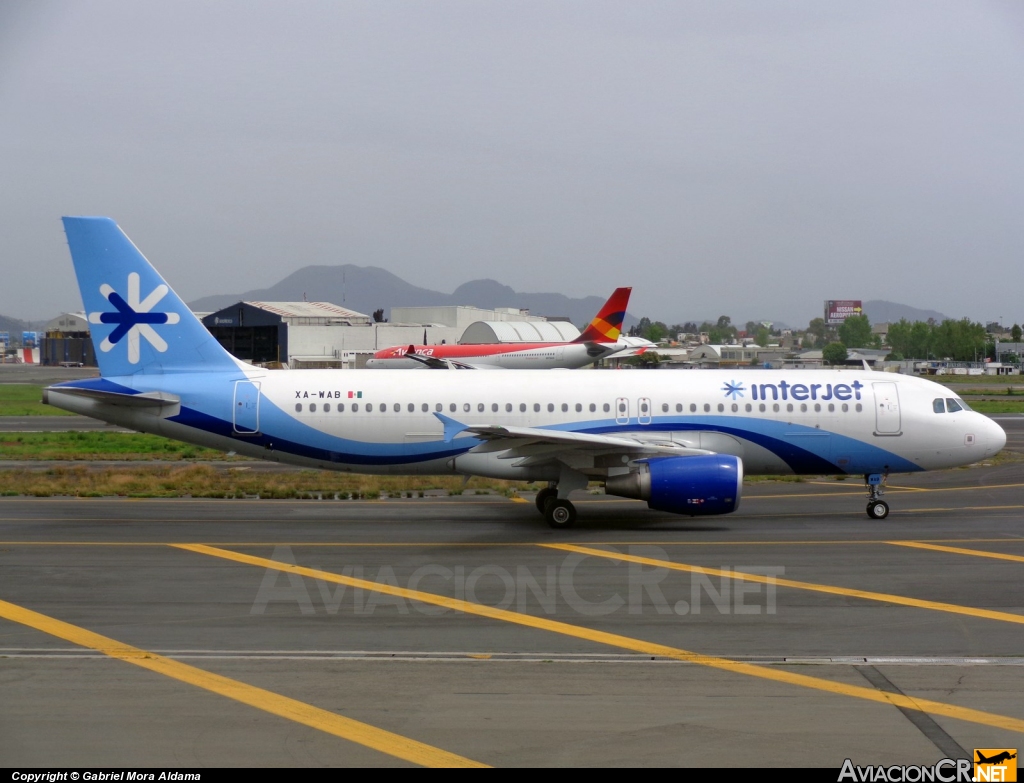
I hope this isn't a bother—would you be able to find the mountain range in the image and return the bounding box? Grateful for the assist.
[188,264,637,328]
[861,301,952,325]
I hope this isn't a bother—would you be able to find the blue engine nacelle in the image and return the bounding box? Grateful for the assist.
[604,454,743,516]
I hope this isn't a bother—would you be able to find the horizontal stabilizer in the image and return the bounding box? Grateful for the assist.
[44,386,180,408]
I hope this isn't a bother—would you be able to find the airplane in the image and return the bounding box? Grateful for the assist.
[45,217,1006,528]
[976,752,1016,765]
[365,287,639,369]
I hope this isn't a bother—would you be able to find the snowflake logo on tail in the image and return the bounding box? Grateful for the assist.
[88,273,180,363]
[722,380,745,399]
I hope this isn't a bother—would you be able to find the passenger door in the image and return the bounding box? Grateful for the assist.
[233,380,261,435]
[637,397,652,425]
[873,382,901,435]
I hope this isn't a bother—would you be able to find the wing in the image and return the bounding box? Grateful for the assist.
[434,413,710,465]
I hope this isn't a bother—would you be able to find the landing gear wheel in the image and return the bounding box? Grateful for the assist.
[544,498,577,529]
[535,487,557,514]
[867,500,889,520]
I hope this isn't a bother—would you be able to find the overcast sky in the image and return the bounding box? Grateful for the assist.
[2,1,1023,326]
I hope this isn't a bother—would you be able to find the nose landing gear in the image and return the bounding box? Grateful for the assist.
[865,472,889,519]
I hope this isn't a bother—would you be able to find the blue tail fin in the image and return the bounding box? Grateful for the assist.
[62,217,241,376]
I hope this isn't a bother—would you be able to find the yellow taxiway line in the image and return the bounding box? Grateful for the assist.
[0,598,486,768]
[887,540,1024,564]
[173,543,1024,735]
[544,543,1024,627]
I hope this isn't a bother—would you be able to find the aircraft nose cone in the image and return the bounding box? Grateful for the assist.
[984,416,1007,455]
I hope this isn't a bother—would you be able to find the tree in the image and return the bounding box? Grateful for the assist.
[755,326,770,346]
[838,314,872,349]
[372,308,387,323]
[624,351,661,368]
[806,317,831,349]
[1013,324,1022,342]
[823,342,848,366]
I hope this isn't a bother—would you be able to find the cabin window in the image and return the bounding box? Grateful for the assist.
[324,403,331,412]
[380,403,387,412]
[759,403,766,412]
[618,402,626,413]
[603,403,611,413]
[773,403,780,412]
[933,398,945,413]
[690,404,697,412]
[559,403,567,412]
[506,403,513,412]
[745,403,752,412]
[295,403,302,412]
[814,403,820,412]
[352,403,359,412]
[946,398,963,413]
[662,403,669,413]
[534,403,541,412]
[520,403,527,412]
[338,404,345,412]
[576,403,582,412]
[368,405,374,414]
[310,403,317,413]
[828,403,834,413]
[434,403,441,412]
[786,404,793,413]
[640,401,649,414]
[478,403,485,412]
[717,403,724,412]
[548,403,555,413]
[408,403,415,412]
[676,403,683,413]
[731,403,738,412]
[463,403,471,412]
[590,403,597,412]
[855,403,863,412]
[450,403,457,412]
[492,403,499,412]
[704,404,711,412]
[841,403,849,412]
[394,403,401,412]
[800,404,807,412]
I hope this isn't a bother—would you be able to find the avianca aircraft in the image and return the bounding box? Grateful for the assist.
[46,218,1006,528]
[365,287,636,369]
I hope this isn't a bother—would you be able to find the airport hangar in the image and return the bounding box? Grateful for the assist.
[200,301,577,368]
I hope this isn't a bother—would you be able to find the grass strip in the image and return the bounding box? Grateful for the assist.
[0,432,228,460]
[0,384,75,416]
[0,464,533,498]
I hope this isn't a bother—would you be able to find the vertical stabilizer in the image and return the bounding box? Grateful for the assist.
[573,287,632,344]
[61,217,242,376]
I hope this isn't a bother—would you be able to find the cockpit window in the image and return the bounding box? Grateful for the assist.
[958,399,972,411]
[945,398,963,413]
[933,398,945,414]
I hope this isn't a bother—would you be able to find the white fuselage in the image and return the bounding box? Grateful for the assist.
[47,368,1006,482]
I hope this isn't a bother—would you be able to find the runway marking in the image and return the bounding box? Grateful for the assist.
[543,544,1024,627]
[0,597,487,768]
[887,541,1024,564]
[173,543,1024,735]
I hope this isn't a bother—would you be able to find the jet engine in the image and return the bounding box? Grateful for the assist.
[604,454,743,516]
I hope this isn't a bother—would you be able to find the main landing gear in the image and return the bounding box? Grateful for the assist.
[865,472,889,519]
[536,485,578,529]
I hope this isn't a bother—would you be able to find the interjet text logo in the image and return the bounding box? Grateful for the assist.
[88,272,180,363]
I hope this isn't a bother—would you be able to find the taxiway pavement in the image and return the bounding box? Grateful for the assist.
[1,462,1023,767]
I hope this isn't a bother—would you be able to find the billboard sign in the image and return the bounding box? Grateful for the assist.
[21,331,38,348]
[825,300,863,325]
[0,332,8,348]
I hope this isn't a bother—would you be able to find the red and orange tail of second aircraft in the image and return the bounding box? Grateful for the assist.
[573,287,632,344]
